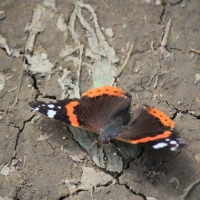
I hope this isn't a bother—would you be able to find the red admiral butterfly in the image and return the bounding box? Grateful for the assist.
[29,86,185,151]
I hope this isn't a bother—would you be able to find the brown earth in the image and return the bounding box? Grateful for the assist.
[0,0,200,200]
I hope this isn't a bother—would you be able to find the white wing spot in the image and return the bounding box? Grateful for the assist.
[35,107,39,111]
[165,139,170,141]
[170,140,178,145]
[57,106,61,109]
[42,104,46,106]
[170,147,177,151]
[48,104,54,109]
[47,110,56,118]
[153,142,168,149]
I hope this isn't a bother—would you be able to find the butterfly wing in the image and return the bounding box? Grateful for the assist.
[29,86,131,134]
[115,105,185,151]
[29,98,82,126]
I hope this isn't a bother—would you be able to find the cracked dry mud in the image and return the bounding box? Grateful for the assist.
[0,0,200,200]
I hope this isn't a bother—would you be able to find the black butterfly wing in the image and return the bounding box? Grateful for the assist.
[29,86,131,134]
[67,94,131,133]
[115,106,185,151]
[29,98,81,126]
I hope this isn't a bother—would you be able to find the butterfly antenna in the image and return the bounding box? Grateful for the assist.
[88,140,98,153]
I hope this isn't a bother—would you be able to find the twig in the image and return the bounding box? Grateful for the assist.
[148,73,156,86]
[170,177,180,189]
[0,162,5,171]
[5,75,13,81]
[161,19,171,54]
[151,41,156,53]
[196,97,200,104]
[178,99,193,111]
[115,43,134,77]
[153,71,169,88]
[77,44,84,91]
[91,187,94,200]
[148,67,171,88]
[11,53,25,107]
[68,9,81,45]
[181,178,200,200]
[70,187,79,195]
[100,0,110,9]
[161,19,172,46]
[8,86,18,93]
[152,83,164,101]
[190,48,200,54]
[195,73,200,84]
[36,132,56,142]
[23,154,27,168]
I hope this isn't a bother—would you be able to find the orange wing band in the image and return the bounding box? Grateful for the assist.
[65,101,80,127]
[82,86,125,98]
[128,130,172,144]
[146,107,175,128]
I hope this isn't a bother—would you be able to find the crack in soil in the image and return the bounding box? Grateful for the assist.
[14,115,35,150]
[121,182,147,200]
[159,1,165,23]
[8,115,36,166]
[164,0,184,6]
[58,196,67,200]
[28,73,58,101]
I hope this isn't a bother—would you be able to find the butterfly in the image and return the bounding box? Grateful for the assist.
[29,86,185,151]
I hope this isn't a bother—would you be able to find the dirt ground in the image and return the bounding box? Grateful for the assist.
[0,0,200,199]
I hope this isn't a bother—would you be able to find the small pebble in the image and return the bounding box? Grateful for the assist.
[0,11,5,20]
